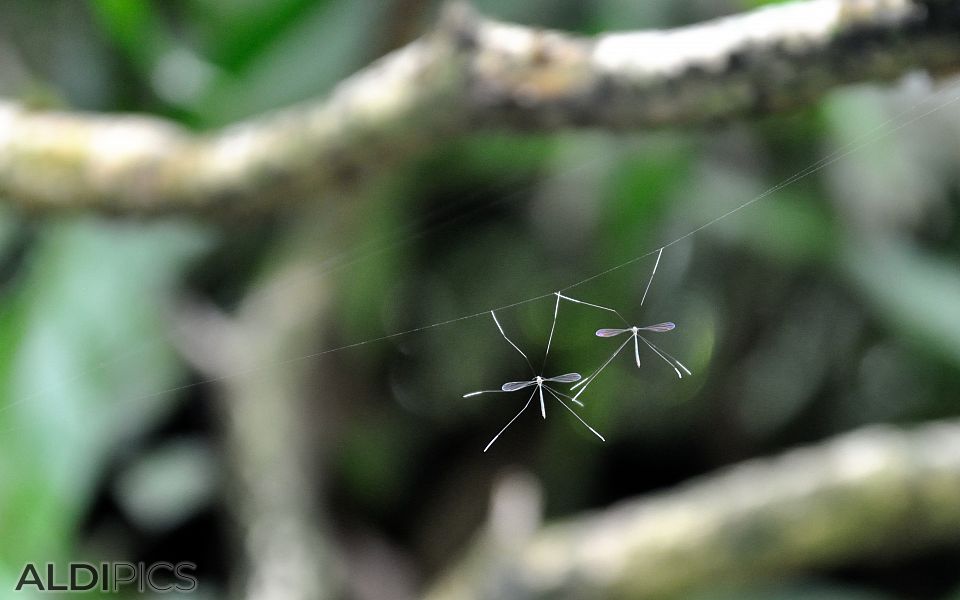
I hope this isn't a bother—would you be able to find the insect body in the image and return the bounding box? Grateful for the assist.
[465,248,687,451]
[571,322,691,401]
[464,308,605,452]
[567,248,692,400]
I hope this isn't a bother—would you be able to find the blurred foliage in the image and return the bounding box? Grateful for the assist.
[1,0,960,598]
[0,218,209,597]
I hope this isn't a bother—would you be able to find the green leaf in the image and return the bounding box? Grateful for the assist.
[843,237,960,368]
[89,0,169,72]
[0,218,210,566]
[191,0,387,124]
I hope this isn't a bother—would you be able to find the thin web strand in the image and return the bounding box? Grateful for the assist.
[560,88,960,293]
[6,82,958,416]
[0,291,556,420]
[543,291,628,372]
[312,78,945,299]
[0,166,555,416]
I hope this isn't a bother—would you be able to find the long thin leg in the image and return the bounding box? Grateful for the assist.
[484,389,537,452]
[491,310,534,374]
[539,385,546,419]
[544,387,605,442]
[556,293,628,324]
[639,335,691,375]
[633,334,642,367]
[572,335,632,390]
[572,337,632,401]
[542,293,561,372]
[640,247,663,307]
[638,338,683,378]
[638,335,692,378]
[548,386,584,407]
[463,389,511,398]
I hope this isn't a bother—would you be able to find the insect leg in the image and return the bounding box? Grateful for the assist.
[638,335,692,378]
[542,293,562,371]
[640,247,664,307]
[544,387,605,442]
[571,336,632,400]
[491,310,535,374]
[483,388,537,452]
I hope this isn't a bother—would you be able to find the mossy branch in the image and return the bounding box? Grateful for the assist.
[1,0,959,213]
[427,420,960,599]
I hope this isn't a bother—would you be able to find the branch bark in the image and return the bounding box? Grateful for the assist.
[1,0,959,213]
[174,215,343,600]
[426,420,960,600]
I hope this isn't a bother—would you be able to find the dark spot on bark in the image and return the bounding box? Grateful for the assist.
[531,34,551,67]
[682,63,710,79]
[209,188,241,213]
[728,50,747,71]
[752,84,771,117]
[328,154,364,189]
[439,1,479,52]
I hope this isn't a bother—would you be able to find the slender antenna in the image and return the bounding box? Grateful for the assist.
[544,387,605,442]
[542,293,562,372]
[491,310,534,374]
[640,247,663,307]
[484,389,537,452]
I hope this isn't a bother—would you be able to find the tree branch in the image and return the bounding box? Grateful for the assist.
[2,0,959,213]
[426,420,960,599]
[174,215,343,599]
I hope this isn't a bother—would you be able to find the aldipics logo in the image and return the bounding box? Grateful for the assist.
[14,562,197,593]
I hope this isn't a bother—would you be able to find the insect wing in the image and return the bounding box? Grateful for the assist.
[546,372,582,383]
[639,322,676,333]
[501,380,536,392]
[596,328,629,338]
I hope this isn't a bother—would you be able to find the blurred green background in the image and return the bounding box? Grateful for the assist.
[1,0,960,598]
